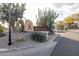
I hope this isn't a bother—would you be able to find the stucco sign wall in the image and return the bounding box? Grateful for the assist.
[25,20,33,31]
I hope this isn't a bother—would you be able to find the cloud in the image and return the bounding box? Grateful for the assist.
[24,2,79,24]
[53,3,74,8]
[55,3,79,21]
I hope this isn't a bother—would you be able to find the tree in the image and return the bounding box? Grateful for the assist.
[64,16,74,24]
[71,13,79,21]
[64,16,74,29]
[0,3,26,31]
[55,21,64,30]
[36,8,58,34]
[0,3,26,46]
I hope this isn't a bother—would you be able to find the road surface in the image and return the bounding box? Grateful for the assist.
[51,30,79,56]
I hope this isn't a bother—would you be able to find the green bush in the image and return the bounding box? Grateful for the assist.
[31,32,47,42]
[71,26,78,29]
[59,26,64,30]
[0,24,5,37]
[64,28,67,30]
[0,24,4,32]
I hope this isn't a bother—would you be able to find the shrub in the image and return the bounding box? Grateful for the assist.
[16,36,24,42]
[0,24,5,37]
[0,24,4,33]
[64,28,67,30]
[71,26,78,29]
[0,32,6,37]
[31,32,47,42]
[58,25,64,30]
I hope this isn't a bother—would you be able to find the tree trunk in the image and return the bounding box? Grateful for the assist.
[47,27,54,35]
[19,19,24,32]
[11,21,16,31]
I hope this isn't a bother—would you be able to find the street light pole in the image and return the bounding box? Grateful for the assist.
[8,4,12,46]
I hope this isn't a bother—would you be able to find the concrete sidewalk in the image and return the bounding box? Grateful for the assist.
[0,32,59,56]
[0,41,57,56]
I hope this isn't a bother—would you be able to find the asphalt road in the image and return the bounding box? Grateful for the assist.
[51,30,79,56]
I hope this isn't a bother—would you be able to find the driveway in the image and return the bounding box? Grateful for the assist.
[51,30,79,56]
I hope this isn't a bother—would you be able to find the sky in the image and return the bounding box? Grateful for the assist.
[22,1,79,25]
[0,0,79,26]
